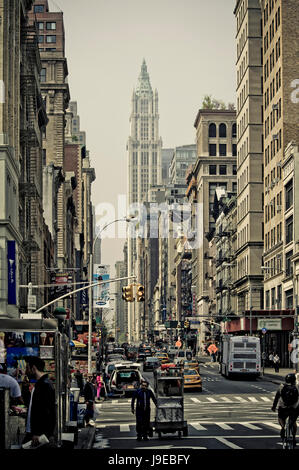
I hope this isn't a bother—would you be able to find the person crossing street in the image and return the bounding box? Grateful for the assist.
[131,380,157,441]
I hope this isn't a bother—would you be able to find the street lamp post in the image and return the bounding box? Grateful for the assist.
[88,216,135,373]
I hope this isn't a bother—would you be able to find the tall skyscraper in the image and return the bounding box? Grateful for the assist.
[126,60,162,342]
[234,0,264,316]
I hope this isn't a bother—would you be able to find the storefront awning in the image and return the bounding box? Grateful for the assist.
[0,318,58,332]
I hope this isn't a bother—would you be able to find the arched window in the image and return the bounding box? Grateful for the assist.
[219,123,227,138]
[209,123,216,138]
[232,123,237,138]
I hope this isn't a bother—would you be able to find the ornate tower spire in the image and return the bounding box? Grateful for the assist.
[136,59,152,95]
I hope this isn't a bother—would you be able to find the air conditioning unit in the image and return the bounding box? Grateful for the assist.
[277,205,282,212]
[272,103,279,110]
[272,134,279,140]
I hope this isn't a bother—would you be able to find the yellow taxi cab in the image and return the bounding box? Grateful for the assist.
[183,368,202,392]
[154,352,169,364]
[184,359,200,373]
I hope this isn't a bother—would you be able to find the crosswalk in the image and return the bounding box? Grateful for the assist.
[95,420,282,433]
[96,394,275,406]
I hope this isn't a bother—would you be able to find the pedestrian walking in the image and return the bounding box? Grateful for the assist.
[96,373,103,401]
[0,363,23,406]
[74,369,84,396]
[273,353,280,373]
[268,352,274,369]
[131,380,157,441]
[83,374,95,425]
[23,356,56,447]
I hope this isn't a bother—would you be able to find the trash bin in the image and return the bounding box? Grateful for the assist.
[69,388,80,422]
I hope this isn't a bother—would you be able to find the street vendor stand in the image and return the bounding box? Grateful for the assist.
[152,367,188,438]
[0,318,70,448]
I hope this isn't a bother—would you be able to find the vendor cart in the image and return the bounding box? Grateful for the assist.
[151,368,188,438]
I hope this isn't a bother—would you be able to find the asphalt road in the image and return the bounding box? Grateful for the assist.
[93,361,295,450]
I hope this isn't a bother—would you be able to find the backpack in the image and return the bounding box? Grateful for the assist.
[281,384,299,406]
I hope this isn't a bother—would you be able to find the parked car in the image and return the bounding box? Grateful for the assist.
[143,357,160,372]
[137,351,146,362]
[183,369,202,392]
[109,363,143,396]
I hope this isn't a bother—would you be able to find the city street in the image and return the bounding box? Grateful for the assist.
[93,361,287,450]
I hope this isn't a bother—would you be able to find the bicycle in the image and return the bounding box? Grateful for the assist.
[282,416,295,450]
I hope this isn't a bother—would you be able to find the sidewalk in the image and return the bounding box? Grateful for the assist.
[260,367,298,385]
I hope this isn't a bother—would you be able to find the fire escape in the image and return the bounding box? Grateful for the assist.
[19,24,47,310]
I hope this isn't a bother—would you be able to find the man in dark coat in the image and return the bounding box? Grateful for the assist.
[83,374,95,425]
[131,380,157,441]
[24,356,56,447]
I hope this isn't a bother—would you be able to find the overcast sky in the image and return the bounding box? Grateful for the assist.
[53,0,236,275]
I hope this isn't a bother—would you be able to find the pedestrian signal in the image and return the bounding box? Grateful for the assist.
[122,284,134,302]
[136,284,145,302]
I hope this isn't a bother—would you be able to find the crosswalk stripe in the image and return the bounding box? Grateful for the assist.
[260,397,271,402]
[215,423,234,430]
[192,423,207,430]
[191,398,201,403]
[216,437,243,449]
[219,397,233,403]
[240,422,262,430]
[206,397,218,403]
[248,397,259,402]
[263,421,281,430]
[120,424,130,432]
[234,396,247,403]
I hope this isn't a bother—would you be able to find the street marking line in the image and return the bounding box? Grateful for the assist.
[120,424,130,432]
[192,423,207,431]
[240,422,262,430]
[215,437,243,449]
[191,398,201,403]
[219,397,233,403]
[263,421,281,430]
[206,397,218,403]
[234,396,247,402]
[215,423,234,430]
[248,397,259,402]
[260,397,271,402]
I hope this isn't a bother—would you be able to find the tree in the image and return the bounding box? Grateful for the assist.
[201,95,236,111]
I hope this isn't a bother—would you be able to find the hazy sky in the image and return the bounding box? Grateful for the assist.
[53,0,236,274]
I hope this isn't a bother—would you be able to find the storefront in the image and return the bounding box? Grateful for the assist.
[222,310,295,367]
[0,318,70,448]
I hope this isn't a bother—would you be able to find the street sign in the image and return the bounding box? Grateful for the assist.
[20,313,42,319]
[258,319,281,330]
[27,294,37,310]
[261,328,267,334]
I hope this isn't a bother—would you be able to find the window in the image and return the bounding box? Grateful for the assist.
[285,289,293,309]
[233,165,237,175]
[271,288,275,308]
[265,290,270,309]
[232,144,237,156]
[37,22,44,30]
[209,165,217,175]
[219,123,227,138]
[209,123,216,138]
[40,68,46,82]
[46,35,56,43]
[277,285,282,309]
[209,144,216,156]
[285,251,293,277]
[285,216,293,244]
[232,123,237,138]
[34,5,44,13]
[219,144,227,156]
[233,182,237,193]
[285,179,293,210]
[46,22,56,30]
[38,35,44,43]
[219,165,227,175]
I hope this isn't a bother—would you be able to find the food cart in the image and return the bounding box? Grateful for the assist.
[0,318,69,448]
[151,367,188,438]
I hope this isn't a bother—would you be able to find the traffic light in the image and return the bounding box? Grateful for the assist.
[122,284,134,302]
[136,284,145,302]
[184,320,190,329]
